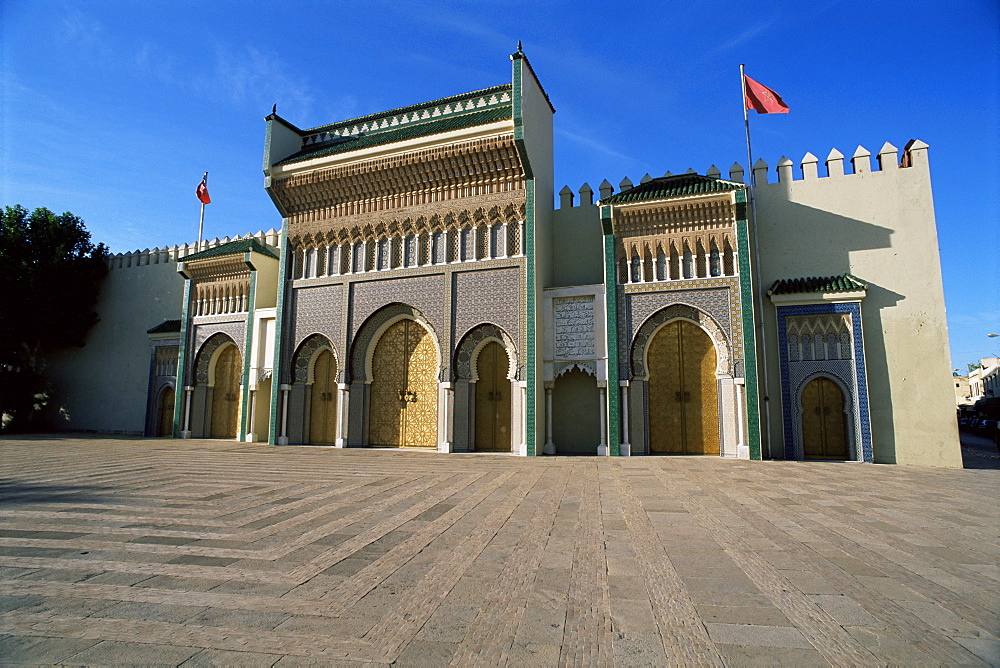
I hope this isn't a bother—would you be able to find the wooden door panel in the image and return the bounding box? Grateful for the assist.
[210,345,240,439]
[309,349,338,445]
[474,342,511,452]
[648,320,718,455]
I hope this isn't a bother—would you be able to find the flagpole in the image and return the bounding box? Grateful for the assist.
[197,172,207,253]
[740,64,772,460]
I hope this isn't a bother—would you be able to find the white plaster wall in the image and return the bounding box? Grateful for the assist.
[754,147,961,466]
[45,260,184,434]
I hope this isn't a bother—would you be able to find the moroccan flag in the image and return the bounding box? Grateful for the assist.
[196,177,211,204]
[744,75,789,114]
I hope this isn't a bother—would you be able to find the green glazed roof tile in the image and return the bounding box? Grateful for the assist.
[769,274,868,295]
[304,84,512,134]
[277,105,513,166]
[147,319,181,334]
[600,174,744,204]
[183,238,278,262]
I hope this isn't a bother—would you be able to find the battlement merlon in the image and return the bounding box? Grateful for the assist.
[555,140,930,208]
[106,229,281,269]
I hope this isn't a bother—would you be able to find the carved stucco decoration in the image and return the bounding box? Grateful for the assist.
[630,304,731,379]
[454,323,520,381]
[292,333,339,383]
[289,199,527,248]
[194,332,239,385]
[350,303,442,382]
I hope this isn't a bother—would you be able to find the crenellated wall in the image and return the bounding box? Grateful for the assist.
[555,139,958,466]
[105,229,281,269]
[46,229,281,435]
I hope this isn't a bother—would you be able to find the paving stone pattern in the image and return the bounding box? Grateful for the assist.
[0,435,997,666]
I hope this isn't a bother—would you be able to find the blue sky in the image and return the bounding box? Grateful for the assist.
[2,0,997,369]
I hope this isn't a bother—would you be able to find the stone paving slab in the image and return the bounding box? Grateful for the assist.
[0,435,997,666]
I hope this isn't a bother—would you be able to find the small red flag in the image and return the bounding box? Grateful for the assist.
[744,74,789,114]
[196,177,211,204]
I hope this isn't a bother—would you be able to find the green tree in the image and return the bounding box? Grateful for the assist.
[0,206,109,430]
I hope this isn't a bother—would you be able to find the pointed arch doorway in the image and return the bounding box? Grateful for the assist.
[647,320,719,455]
[210,344,241,439]
[801,376,849,459]
[474,341,511,452]
[368,319,438,448]
[309,349,338,445]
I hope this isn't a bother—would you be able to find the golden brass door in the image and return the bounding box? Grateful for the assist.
[801,377,848,459]
[210,345,241,439]
[474,341,511,452]
[157,386,175,437]
[368,319,438,448]
[648,320,719,455]
[309,349,338,445]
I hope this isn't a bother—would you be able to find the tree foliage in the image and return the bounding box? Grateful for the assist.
[0,205,109,430]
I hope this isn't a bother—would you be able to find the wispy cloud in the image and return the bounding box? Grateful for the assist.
[208,43,315,119]
[702,20,778,60]
[556,129,640,164]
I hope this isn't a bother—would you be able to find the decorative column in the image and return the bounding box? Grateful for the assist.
[246,389,256,442]
[543,383,555,455]
[277,383,291,445]
[181,386,193,438]
[597,384,608,456]
[438,382,453,453]
[735,379,749,459]
[518,381,528,456]
[335,382,349,448]
[619,380,631,456]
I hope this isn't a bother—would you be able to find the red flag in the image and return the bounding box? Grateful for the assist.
[196,177,211,204]
[744,74,789,114]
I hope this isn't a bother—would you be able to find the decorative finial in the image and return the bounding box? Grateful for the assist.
[517,40,522,53]
[271,103,277,115]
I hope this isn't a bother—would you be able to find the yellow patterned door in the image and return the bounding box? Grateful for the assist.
[210,345,241,439]
[474,341,511,452]
[647,321,719,455]
[368,319,438,448]
[801,377,848,459]
[309,350,338,445]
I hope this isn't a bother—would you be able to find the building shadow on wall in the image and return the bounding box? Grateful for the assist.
[759,201,906,463]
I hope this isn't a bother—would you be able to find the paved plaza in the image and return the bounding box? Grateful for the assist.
[0,435,997,666]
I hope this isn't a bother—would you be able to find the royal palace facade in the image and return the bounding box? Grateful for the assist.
[48,52,962,466]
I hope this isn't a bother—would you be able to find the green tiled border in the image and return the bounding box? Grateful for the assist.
[601,206,620,455]
[238,265,258,442]
[172,280,192,437]
[269,230,290,445]
[735,191,761,460]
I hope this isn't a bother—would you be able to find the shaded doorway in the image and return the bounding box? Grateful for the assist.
[647,320,719,455]
[801,377,849,459]
[552,368,600,455]
[210,344,241,439]
[474,341,511,452]
[309,349,338,445]
[368,319,438,448]
[157,386,174,437]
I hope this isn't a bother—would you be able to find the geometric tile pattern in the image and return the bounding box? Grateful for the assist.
[1,437,995,666]
[776,302,873,462]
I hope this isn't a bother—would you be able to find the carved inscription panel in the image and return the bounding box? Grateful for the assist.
[554,296,595,359]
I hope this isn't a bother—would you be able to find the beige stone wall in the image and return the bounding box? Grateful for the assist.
[46,255,184,434]
[753,143,961,466]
